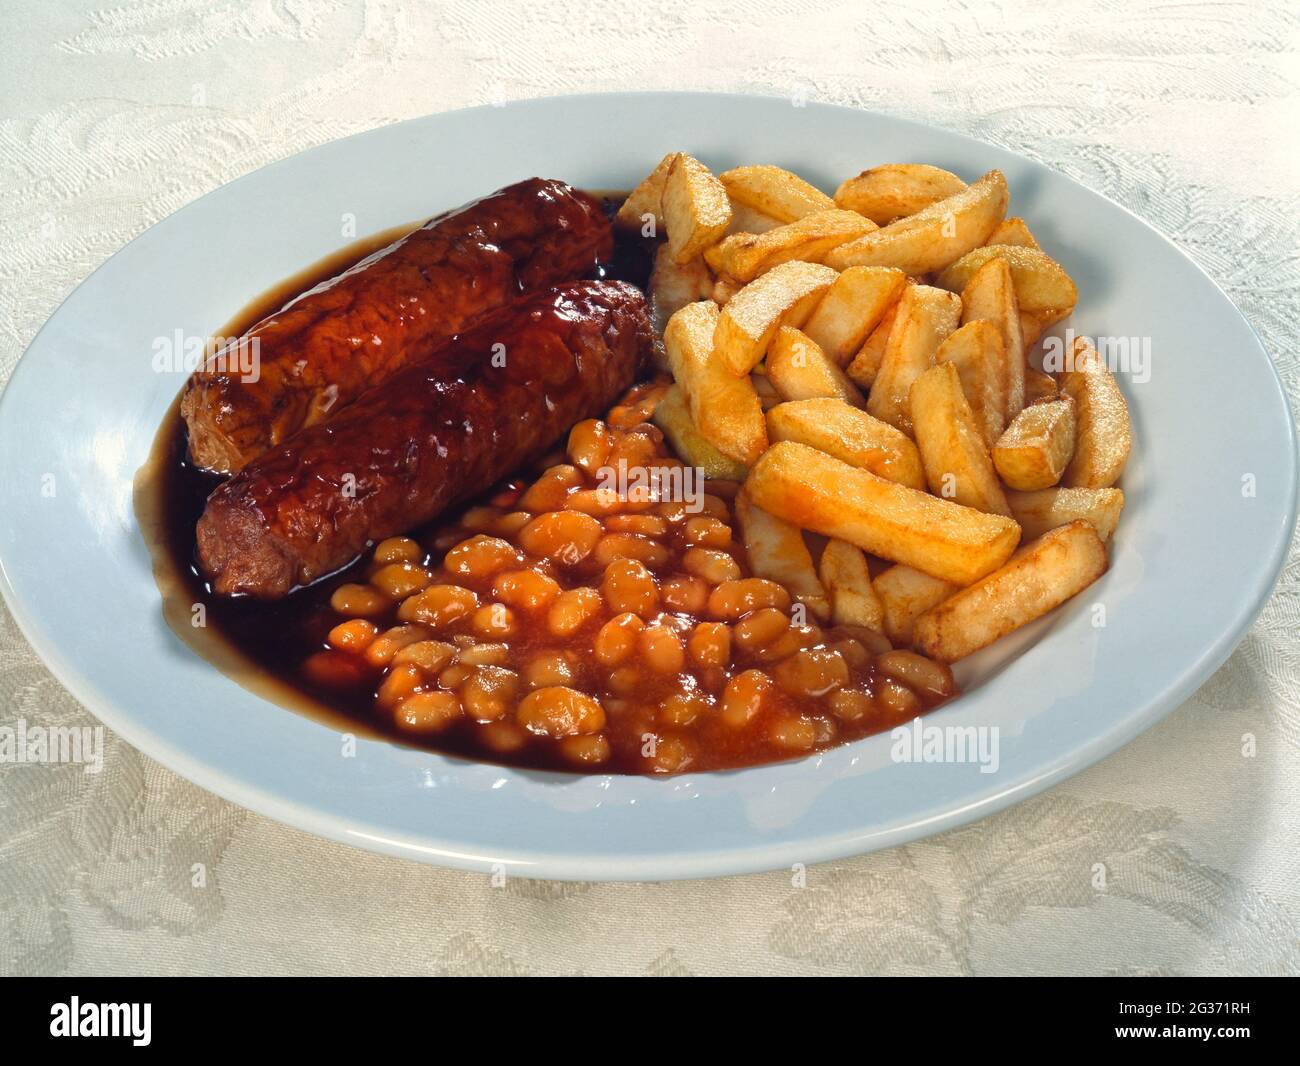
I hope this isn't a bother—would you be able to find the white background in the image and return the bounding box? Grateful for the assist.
[1,0,1297,975]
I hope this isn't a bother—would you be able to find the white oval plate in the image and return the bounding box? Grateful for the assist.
[1,93,1295,881]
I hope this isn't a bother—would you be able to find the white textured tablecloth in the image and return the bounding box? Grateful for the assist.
[2,0,1298,976]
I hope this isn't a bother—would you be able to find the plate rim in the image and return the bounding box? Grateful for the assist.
[1,89,1296,881]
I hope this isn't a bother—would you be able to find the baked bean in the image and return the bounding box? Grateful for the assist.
[877,678,921,718]
[773,648,849,698]
[460,666,519,722]
[645,732,695,773]
[687,622,731,669]
[606,666,642,696]
[394,690,463,733]
[370,562,434,599]
[567,419,615,475]
[704,479,741,500]
[601,559,658,616]
[438,662,473,689]
[565,486,653,516]
[605,514,667,537]
[547,587,603,637]
[593,532,670,568]
[390,639,458,673]
[489,484,523,509]
[768,714,819,751]
[517,686,606,737]
[397,584,478,627]
[477,719,528,753]
[755,626,820,663]
[655,500,691,522]
[593,612,645,666]
[458,642,508,667]
[492,569,560,611]
[837,624,894,656]
[329,582,390,618]
[495,511,532,537]
[524,650,578,688]
[302,650,370,689]
[829,688,874,722]
[733,608,790,651]
[365,624,434,667]
[373,536,422,565]
[639,624,685,673]
[559,733,611,765]
[828,637,871,672]
[377,663,423,709]
[681,516,733,548]
[661,575,709,613]
[431,529,466,552]
[328,619,377,652]
[707,578,791,619]
[698,494,731,519]
[518,511,602,564]
[518,464,583,512]
[720,669,772,728]
[444,535,521,580]
[606,424,663,468]
[876,650,955,699]
[659,688,712,726]
[683,547,742,585]
[470,603,518,639]
[605,403,646,430]
[460,506,503,533]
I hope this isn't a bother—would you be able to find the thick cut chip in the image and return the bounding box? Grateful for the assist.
[652,384,749,481]
[993,397,1076,491]
[910,362,1012,516]
[935,318,1008,447]
[985,217,1039,249]
[745,441,1021,586]
[1060,338,1131,488]
[961,256,1026,422]
[1006,487,1125,542]
[834,164,967,226]
[734,490,830,620]
[800,266,907,366]
[825,170,1009,275]
[615,152,676,232]
[705,210,876,282]
[845,301,900,389]
[648,245,713,370]
[662,153,732,265]
[874,565,960,645]
[719,165,836,223]
[712,261,839,375]
[819,538,885,630]
[765,327,866,407]
[664,300,767,465]
[938,244,1078,314]
[766,397,926,490]
[913,521,1108,662]
[866,284,962,435]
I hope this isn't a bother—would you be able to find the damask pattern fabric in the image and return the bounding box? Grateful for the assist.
[1,0,1297,976]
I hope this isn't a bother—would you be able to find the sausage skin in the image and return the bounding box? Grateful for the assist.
[181,178,613,473]
[196,281,651,599]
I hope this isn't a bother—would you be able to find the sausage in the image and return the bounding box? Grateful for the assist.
[196,281,651,599]
[181,178,613,473]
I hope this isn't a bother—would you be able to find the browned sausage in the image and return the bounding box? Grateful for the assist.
[182,178,613,473]
[196,281,650,599]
